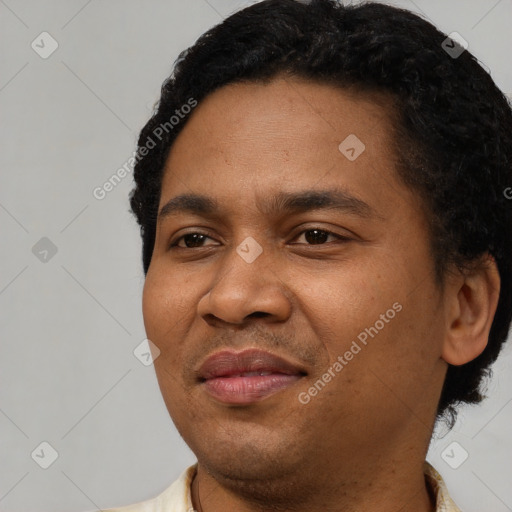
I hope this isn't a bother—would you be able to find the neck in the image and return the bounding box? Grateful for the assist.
[190,455,436,512]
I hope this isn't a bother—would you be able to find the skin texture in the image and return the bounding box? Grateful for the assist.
[142,76,500,512]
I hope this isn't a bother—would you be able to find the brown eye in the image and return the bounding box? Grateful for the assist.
[293,229,345,245]
[173,233,213,248]
[304,229,329,244]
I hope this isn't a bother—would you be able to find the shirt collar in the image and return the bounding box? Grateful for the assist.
[424,461,462,511]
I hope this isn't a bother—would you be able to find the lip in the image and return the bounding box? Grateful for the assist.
[197,348,307,405]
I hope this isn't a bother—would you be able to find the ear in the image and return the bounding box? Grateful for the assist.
[441,254,500,366]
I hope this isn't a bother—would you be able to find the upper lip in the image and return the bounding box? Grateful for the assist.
[197,348,307,380]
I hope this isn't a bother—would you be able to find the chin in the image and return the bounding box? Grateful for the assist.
[190,425,304,480]
[197,443,320,508]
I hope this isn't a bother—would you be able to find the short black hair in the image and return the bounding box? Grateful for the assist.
[130,0,512,425]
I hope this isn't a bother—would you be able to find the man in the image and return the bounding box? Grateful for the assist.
[106,0,512,510]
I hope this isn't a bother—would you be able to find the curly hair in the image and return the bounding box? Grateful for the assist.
[129,0,512,425]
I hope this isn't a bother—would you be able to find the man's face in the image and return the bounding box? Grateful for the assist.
[143,77,449,487]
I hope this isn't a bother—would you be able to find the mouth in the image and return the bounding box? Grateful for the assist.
[197,348,307,405]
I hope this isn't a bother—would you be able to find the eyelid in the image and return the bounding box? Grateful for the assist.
[289,228,350,244]
[169,229,219,248]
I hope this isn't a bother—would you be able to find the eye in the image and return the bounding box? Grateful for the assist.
[291,228,348,245]
[169,227,349,250]
[170,232,218,249]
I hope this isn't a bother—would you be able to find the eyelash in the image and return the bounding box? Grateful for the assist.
[169,228,349,249]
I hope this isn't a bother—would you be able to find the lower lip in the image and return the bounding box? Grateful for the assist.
[203,374,302,404]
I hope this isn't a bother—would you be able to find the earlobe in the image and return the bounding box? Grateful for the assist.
[441,254,501,366]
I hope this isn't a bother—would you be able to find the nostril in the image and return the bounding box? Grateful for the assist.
[249,311,269,318]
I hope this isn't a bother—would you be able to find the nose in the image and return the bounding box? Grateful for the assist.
[197,241,292,326]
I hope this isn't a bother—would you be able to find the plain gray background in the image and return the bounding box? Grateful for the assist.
[1,0,511,511]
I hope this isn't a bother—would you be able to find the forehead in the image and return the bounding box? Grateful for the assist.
[158,76,411,220]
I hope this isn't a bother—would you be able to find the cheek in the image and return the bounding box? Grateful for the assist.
[142,268,196,419]
[142,272,165,340]
[142,266,192,347]
[296,258,440,381]
[290,265,391,353]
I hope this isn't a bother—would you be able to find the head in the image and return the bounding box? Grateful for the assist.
[130,0,511,496]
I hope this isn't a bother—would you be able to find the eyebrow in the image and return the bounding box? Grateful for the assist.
[158,189,377,221]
